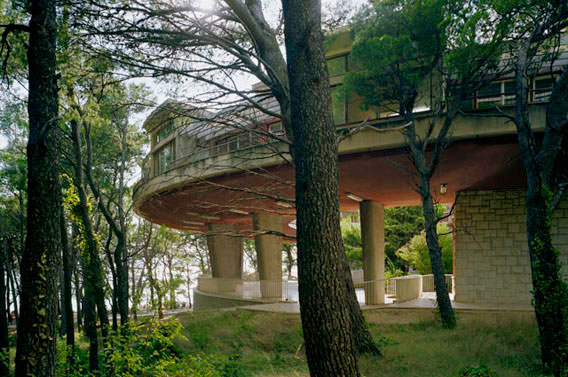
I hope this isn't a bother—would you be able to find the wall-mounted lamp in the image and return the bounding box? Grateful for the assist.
[346,192,363,202]
[440,183,448,195]
[229,208,249,215]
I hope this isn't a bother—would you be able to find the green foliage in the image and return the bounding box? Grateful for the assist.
[397,223,453,274]
[385,206,426,271]
[55,318,250,377]
[345,0,447,111]
[458,364,496,377]
[341,220,363,269]
[341,206,438,272]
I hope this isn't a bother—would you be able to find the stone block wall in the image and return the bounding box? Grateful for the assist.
[454,189,568,305]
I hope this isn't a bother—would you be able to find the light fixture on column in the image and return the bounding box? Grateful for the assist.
[440,183,448,195]
[229,208,249,215]
[346,192,363,202]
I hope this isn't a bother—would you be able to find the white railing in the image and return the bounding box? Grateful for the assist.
[422,274,454,293]
[198,274,455,306]
[236,280,294,301]
[197,276,297,302]
[354,279,387,305]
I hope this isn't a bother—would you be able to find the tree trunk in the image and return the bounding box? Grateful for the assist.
[15,0,60,374]
[0,236,10,377]
[81,268,99,373]
[60,209,75,351]
[513,42,568,375]
[6,244,18,326]
[420,180,455,328]
[73,260,82,332]
[116,123,129,325]
[282,1,362,375]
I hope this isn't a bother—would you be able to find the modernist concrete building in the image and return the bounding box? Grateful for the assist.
[133,31,568,311]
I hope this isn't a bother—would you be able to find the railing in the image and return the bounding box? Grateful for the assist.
[197,276,296,302]
[198,274,455,306]
[422,274,454,293]
[354,279,386,305]
[237,280,296,301]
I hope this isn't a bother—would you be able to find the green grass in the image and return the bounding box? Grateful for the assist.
[176,310,547,377]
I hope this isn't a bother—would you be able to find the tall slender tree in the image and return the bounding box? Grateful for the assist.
[14,0,60,374]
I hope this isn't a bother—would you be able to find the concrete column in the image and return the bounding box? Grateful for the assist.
[252,213,283,298]
[360,200,385,305]
[207,223,243,291]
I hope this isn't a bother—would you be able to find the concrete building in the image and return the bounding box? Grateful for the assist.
[132,31,568,311]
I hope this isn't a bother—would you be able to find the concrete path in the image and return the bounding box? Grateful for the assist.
[238,293,533,314]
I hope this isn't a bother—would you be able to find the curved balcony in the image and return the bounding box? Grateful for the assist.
[133,95,551,236]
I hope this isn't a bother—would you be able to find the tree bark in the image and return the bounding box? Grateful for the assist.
[514,36,568,375]
[60,209,75,348]
[15,0,60,374]
[0,235,10,377]
[282,1,362,375]
[69,119,110,370]
[82,122,129,326]
[419,179,455,328]
[6,242,18,326]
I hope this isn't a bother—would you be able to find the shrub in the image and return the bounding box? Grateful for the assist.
[397,223,453,274]
[458,364,496,377]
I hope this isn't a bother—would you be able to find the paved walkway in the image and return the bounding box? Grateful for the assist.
[238,293,533,314]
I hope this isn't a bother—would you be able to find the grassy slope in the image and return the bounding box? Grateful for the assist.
[176,310,546,377]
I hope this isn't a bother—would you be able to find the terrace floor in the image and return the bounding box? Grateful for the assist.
[238,292,534,314]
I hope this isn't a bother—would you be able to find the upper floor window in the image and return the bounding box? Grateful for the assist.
[269,122,284,135]
[156,122,174,143]
[331,86,346,125]
[532,77,555,103]
[327,55,348,77]
[155,141,175,174]
[472,76,556,110]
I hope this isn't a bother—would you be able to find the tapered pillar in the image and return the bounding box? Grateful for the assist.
[360,200,385,305]
[207,223,243,292]
[252,213,283,298]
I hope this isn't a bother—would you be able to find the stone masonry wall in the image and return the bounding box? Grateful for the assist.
[454,189,568,305]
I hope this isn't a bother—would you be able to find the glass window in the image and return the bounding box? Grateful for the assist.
[477,82,502,108]
[156,122,174,143]
[238,133,251,148]
[228,136,238,152]
[269,123,283,135]
[327,56,347,77]
[504,81,516,105]
[534,78,554,103]
[331,87,346,125]
[155,141,175,174]
[348,55,362,72]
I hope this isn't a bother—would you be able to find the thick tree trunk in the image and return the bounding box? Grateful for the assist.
[282,1,362,375]
[15,0,60,375]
